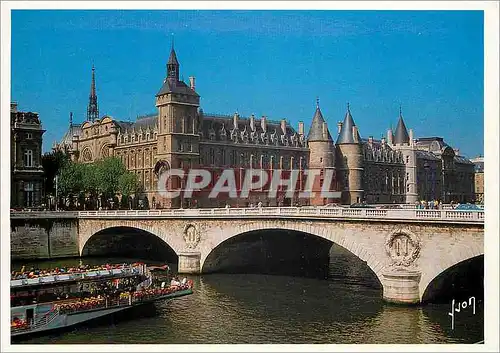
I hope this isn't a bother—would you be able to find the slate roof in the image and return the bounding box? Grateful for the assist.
[307,106,333,142]
[167,48,179,66]
[156,78,199,97]
[336,105,361,144]
[393,115,410,144]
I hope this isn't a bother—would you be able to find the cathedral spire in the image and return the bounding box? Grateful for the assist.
[87,65,99,122]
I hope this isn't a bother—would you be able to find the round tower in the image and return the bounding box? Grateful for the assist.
[336,104,364,205]
[392,106,418,204]
[307,98,336,206]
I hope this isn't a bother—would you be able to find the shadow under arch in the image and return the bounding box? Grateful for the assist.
[201,228,382,290]
[421,255,484,304]
[81,226,178,263]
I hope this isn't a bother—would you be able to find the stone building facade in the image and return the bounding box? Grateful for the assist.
[11,102,45,208]
[55,48,475,208]
[470,156,484,203]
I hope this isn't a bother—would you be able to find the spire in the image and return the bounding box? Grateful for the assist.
[307,98,332,142]
[393,105,410,145]
[87,65,99,122]
[167,41,180,81]
[69,112,73,126]
[336,103,361,144]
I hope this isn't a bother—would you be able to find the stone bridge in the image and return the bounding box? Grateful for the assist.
[11,207,484,305]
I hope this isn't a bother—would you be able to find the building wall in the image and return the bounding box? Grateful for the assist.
[474,172,484,203]
[10,103,45,209]
[55,53,476,207]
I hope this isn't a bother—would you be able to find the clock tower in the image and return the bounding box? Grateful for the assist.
[155,46,200,208]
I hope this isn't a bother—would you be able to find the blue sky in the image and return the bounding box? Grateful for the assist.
[11,10,484,157]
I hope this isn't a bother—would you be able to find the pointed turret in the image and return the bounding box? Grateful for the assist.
[393,106,410,145]
[307,97,333,142]
[87,65,99,122]
[307,97,336,207]
[336,103,360,144]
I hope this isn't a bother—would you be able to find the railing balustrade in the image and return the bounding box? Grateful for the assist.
[11,206,483,223]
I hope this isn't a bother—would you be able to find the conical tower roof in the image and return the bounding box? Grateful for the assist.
[307,99,333,142]
[336,103,360,144]
[393,107,410,144]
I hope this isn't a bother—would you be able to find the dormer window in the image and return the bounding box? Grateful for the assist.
[26,132,32,139]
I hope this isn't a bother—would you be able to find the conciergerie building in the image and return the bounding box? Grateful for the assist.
[55,47,475,208]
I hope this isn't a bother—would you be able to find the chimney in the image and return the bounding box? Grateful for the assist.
[387,129,393,145]
[368,136,373,145]
[298,121,304,135]
[250,114,255,131]
[261,116,267,132]
[189,76,196,90]
[337,121,343,134]
[281,119,287,134]
[409,128,414,146]
[381,136,386,145]
[352,126,359,143]
[233,112,239,130]
[11,102,18,113]
[322,122,328,139]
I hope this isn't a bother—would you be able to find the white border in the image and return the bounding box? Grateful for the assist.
[1,1,498,352]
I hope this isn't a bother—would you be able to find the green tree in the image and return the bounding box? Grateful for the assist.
[42,150,70,195]
[58,161,88,209]
[118,172,139,198]
[95,157,127,198]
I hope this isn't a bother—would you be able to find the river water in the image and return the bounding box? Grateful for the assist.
[11,256,483,345]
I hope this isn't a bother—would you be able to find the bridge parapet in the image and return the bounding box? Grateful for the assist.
[72,207,484,224]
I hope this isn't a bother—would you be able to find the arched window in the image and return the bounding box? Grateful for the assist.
[24,149,33,167]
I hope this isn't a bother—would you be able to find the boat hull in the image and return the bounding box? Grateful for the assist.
[11,289,193,339]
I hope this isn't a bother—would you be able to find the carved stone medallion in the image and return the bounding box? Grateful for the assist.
[183,224,200,249]
[385,229,421,267]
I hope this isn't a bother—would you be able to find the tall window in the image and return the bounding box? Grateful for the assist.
[210,148,215,165]
[24,149,33,167]
[221,149,226,165]
[24,182,34,207]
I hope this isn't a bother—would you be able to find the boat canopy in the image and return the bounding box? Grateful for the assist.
[11,266,144,290]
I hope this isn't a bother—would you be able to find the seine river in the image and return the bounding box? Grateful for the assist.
[12,256,483,345]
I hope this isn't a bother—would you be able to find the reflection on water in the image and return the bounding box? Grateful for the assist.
[11,256,483,345]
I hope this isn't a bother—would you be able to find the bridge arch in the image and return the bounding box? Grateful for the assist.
[419,246,484,302]
[78,219,186,258]
[199,220,388,286]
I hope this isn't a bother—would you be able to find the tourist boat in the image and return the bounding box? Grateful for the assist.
[10,263,193,338]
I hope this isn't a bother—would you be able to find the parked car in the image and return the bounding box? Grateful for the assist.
[349,203,375,208]
[454,203,483,211]
[324,203,341,208]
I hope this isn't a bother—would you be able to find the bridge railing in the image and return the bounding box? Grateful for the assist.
[70,207,484,223]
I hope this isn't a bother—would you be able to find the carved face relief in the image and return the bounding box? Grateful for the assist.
[385,230,421,267]
[184,224,200,249]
